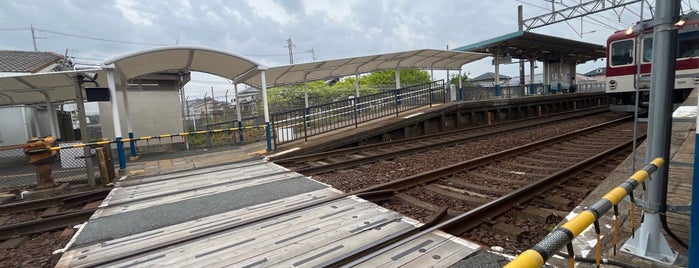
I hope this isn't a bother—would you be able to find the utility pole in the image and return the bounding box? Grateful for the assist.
[211,87,217,123]
[518,5,526,96]
[31,23,38,51]
[286,38,294,64]
[622,0,680,264]
[310,47,317,61]
[203,92,209,126]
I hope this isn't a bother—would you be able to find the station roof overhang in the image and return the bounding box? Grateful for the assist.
[0,47,488,106]
[239,49,489,88]
[104,46,263,81]
[453,31,606,64]
[0,46,264,107]
[0,69,116,106]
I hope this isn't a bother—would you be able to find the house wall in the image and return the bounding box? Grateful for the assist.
[98,90,183,140]
[0,107,39,146]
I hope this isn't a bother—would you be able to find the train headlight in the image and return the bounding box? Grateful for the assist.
[609,80,616,90]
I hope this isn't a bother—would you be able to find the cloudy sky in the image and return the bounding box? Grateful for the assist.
[1,0,691,99]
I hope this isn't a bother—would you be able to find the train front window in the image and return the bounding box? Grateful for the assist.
[642,38,653,62]
[611,40,634,66]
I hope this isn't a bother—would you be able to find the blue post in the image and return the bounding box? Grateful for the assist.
[356,98,361,116]
[128,132,136,157]
[238,121,244,142]
[459,87,464,101]
[691,122,699,267]
[305,108,310,128]
[116,137,126,170]
[530,84,536,95]
[557,83,562,93]
[265,122,272,151]
[495,85,501,96]
[396,88,402,106]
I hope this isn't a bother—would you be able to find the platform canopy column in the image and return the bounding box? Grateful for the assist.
[395,67,401,89]
[494,49,501,97]
[354,73,360,98]
[543,61,551,93]
[233,83,243,143]
[304,73,311,127]
[124,82,136,159]
[106,68,127,172]
[31,106,41,137]
[41,92,59,139]
[529,57,536,95]
[260,67,272,151]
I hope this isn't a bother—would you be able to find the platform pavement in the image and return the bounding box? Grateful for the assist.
[121,141,268,178]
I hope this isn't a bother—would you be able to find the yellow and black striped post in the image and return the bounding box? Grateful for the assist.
[505,157,663,267]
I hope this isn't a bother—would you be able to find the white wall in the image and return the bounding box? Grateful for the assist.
[0,107,37,146]
[99,90,183,139]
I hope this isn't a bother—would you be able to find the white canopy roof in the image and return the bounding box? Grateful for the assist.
[0,46,263,106]
[0,69,114,106]
[0,47,487,106]
[240,49,488,88]
[104,46,262,81]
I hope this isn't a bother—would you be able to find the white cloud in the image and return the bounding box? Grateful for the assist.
[2,0,669,96]
[114,0,155,26]
[244,0,295,25]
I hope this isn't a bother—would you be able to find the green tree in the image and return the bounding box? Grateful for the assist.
[360,69,431,89]
[448,74,477,88]
[266,69,434,113]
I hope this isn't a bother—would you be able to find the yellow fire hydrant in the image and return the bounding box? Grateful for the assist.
[23,136,57,189]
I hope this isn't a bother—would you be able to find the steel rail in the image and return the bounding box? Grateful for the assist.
[70,115,633,267]
[290,107,615,175]
[0,188,111,215]
[0,208,97,240]
[272,106,610,165]
[332,123,643,267]
[352,116,632,192]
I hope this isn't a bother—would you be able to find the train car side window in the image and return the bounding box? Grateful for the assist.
[642,38,653,62]
[611,39,634,66]
[678,30,699,58]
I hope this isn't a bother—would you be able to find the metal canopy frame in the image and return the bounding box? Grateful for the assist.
[240,49,489,88]
[453,31,606,63]
[0,69,113,106]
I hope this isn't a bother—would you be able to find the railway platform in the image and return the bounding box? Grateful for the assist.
[56,91,696,267]
[557,90,696,267]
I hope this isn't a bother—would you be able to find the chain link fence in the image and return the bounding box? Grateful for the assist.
[0,143,105,190]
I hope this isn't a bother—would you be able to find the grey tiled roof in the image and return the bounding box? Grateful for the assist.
[470,72,511,82]
[0,50,63,73]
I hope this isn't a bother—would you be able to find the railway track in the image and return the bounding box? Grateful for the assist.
[274,106,612,174]
[68,115,644,267]
[320,116,645,267]
[0,188,111,241]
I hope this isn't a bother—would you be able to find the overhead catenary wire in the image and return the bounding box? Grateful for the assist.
[34,27,173,46]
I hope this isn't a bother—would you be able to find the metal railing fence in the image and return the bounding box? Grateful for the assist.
[505,157,664,267]
[271,80,445,146]
[0,123,267,190]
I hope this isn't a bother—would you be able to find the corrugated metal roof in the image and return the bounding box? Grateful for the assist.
[240,49,489,88]
[0,50,63,73]
[453,31,606,64]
